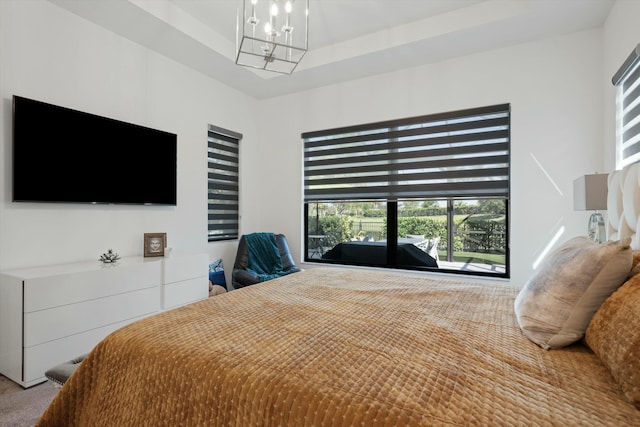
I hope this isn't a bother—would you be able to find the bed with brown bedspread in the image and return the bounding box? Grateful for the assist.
[36,267,640,426]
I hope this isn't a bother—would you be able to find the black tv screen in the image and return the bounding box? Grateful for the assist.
[12,95,177,205]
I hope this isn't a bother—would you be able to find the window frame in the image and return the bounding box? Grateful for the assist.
[207,124,241,242]
[302,104,510,278]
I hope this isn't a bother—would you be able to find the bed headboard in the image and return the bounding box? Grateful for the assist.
[607,162,640,249]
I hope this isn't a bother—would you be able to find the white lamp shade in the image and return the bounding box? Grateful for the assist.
[573,173,608,211]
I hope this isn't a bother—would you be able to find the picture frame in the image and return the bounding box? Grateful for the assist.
[144,233,166,257]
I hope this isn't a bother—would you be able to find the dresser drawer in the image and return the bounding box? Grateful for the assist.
[24,287,159,347]
[163,254,208,284]
[162,276,208,310]
[23,259,162,312]
[23,313,151,386]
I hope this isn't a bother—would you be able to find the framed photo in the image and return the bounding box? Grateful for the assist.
[144,233,166,257]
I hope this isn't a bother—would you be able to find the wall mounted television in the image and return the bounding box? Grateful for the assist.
[12,95,177,205]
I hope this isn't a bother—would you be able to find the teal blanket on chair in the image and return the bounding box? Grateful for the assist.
[245,232,291,282]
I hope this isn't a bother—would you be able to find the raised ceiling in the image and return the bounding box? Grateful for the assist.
[49,0,614,99]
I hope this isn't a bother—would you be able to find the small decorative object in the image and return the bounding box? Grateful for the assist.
[144,233,167,257]
[208,259,227,296]
[99,249,121,263]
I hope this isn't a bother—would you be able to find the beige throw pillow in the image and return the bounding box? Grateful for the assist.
[586,275,640,409]
[514,237,632,350]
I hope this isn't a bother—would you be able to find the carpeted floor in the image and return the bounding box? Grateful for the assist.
[0,375,57,427]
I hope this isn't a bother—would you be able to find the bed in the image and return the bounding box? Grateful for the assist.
[35,266,639,426]
[36,166,640,426]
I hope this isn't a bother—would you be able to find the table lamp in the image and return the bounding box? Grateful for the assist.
[573,173,608,243]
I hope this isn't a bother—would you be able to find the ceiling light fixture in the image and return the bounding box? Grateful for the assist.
[236,0,309,74]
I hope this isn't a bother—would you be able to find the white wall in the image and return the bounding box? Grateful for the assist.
[0,0,623,287]
[252,29,606,285]
[0,0,253,274]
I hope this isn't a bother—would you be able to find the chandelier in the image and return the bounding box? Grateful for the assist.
[236,0,309,74]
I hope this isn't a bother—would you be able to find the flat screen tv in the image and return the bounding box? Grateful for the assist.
[12,95,177,205]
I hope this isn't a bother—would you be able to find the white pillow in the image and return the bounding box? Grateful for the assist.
[514,237,632,350]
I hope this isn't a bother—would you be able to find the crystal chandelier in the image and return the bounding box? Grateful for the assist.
[236,0,309,74]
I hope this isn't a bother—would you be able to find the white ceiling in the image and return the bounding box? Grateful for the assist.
[49,0,615,99]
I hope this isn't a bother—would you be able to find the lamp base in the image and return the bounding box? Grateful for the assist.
[588,212,606,243]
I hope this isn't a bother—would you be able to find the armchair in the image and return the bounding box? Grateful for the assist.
[232,233,302,289]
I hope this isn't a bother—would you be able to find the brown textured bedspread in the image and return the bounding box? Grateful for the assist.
[37,267,640,426]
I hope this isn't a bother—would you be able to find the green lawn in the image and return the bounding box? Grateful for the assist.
[447,251,505,265]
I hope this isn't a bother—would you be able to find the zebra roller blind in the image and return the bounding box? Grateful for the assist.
[207,124,240,241]
[303,104,510,202]
[613,44,640,169]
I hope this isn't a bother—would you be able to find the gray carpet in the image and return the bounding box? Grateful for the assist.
[0,375,57,427]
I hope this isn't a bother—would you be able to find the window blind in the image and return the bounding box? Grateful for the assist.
[613,44,640,169]
[208,125,240,241]
[303,104,510,202]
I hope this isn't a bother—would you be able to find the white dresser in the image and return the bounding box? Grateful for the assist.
[0,253,208,388]
[162,254,209,310]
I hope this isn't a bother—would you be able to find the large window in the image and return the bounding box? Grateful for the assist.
[207,124,241,242]
[613,44,640,169]
[303,104,510,278]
